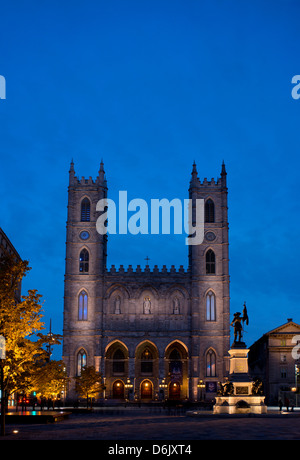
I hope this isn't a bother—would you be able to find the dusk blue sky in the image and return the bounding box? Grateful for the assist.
[1,0,300,359]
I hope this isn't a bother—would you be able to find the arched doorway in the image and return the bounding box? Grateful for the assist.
[165,341,189,400]
[112,380,125,399]
[169,382,181,400]
[141,380,153,399]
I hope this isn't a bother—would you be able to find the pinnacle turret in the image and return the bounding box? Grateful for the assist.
[69,159,75,184]
[191,161,198,179]
[96,159,105,184]
[221,160,227,188]
[189,161,200,190]
[69,159,74,172]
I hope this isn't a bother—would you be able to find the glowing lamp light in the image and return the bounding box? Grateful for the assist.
[159,378,167,389]
[197,379,205,389]
[125,378,133,389]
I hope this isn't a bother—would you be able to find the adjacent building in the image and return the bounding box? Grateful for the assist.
[248,319,300,405]
[0,227,22,301]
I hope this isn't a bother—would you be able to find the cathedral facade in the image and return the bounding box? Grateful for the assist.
[62,161,230,401]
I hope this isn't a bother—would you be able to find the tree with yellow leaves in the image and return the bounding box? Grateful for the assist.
[75,366,104,408]
[0,253,61,402]
[30,360,69,401]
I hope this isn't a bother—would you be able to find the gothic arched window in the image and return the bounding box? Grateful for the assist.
[169,349,181,360]
[205,199,215,223]
[79,249,89,273]
[206,249,215,274]
[81,197,91,222]
[78,290,88,321]
[113,349,125,374]
[206,291,216,321]
[206,349,216,377]
[77,349,87,376]
[141,348,153,374]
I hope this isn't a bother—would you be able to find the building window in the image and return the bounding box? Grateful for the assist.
[205,199,215,223]
[141,348,153,375]
[206,291,216,321]
[206,349,216,377]
[79,249,89,273]
[81,198,91,222]
[280,367,287,379]
[77,349,87,376]
[206,249,216,274]
[112,349,125,374]
[78,290,88,321]
[280,353,287,363]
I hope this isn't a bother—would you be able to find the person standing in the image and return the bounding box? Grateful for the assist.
[285,397,290,412]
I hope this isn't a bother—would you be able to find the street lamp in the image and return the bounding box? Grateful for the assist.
[159,378,168,400]
[159,378,168,389]
[197,379,205,402]
[46,319,55,361]
[125,378,133,400]
[125,378,133,388]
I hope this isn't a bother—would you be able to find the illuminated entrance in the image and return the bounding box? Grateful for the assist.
[169,382,181,400]
[141,380,152,399]
[113,380,125,399]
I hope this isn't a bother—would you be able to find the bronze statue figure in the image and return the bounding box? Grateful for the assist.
[218,380,234,396]
[230,302,249,343]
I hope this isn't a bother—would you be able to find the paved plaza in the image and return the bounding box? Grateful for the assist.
[1,406,300,441]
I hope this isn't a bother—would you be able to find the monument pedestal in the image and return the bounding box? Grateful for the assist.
[213,342,267,415]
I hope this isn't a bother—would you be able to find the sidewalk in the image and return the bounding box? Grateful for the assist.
[5,404,300,413]
[2,407,300,440]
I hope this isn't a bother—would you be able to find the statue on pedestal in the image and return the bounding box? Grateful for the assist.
[230,302,249,343]
[213,303,267,415]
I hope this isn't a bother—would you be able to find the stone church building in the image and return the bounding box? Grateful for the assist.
[62,161,230,401]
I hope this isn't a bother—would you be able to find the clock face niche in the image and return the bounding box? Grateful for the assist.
[205,231,216,242]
